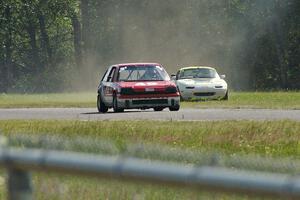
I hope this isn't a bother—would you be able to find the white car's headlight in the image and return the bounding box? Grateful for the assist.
[214,81,227,89]
[215,85,223,88]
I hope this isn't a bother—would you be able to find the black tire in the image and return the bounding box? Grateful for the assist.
[180,95,184,101]
[221,90,229,100]
[113,95,124,113]
[169,104,180,111]
[97,95,108,113]
[154,107,164,111]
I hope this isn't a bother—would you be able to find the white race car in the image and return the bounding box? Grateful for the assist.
[173,66,228,100]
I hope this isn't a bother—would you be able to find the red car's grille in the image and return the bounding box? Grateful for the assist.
[132,99,168,105]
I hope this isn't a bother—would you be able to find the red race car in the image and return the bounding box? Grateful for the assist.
[97,63,180,113]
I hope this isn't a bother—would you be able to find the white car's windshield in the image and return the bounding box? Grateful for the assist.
[178,68,217,79]
[118,65,170,81]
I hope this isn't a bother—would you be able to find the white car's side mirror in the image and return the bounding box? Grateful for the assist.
[171,74,176,80]
[220,74,226,79]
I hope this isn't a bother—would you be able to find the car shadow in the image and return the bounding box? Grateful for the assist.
[81,110,150,115]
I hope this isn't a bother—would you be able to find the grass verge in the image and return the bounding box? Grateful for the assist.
[184,91,300,109]
[0,92,300,109]
[0,92,95,108]
[0,120,299,156]
[0,119,299,199]
[0,120,300,200]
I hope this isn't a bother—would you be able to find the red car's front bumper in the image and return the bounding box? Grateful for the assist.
[117,93,180,109]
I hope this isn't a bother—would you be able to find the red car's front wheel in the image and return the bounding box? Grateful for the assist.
[169,105,180,111]
[97,95,108,113]
[113,95,124,113]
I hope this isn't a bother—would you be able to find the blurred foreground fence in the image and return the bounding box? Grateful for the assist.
[0,135,300,200]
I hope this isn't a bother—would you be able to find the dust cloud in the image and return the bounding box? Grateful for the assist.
[71,0,289,91]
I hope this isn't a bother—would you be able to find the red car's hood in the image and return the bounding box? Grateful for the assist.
[119,81,176,91]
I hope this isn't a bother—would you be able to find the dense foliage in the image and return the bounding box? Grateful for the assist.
[0,0,299,92]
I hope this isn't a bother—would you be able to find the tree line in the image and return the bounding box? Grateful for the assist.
[0,0,299,93]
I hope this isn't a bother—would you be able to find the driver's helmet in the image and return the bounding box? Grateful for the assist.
[141,68,158,80]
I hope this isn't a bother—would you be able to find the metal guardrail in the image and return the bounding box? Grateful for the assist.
[0,136,300,200]
[8,134,300,174]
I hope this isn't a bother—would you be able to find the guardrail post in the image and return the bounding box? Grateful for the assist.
[7,169,32,200]
[0,136,32,200]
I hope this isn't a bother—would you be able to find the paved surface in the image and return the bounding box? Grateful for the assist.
[0,108,299,121]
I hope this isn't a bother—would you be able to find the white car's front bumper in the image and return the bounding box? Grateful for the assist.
[179,87,227,100]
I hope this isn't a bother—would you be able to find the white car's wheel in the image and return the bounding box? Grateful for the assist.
[221,90,228,100]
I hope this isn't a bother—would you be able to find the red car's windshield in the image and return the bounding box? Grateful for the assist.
[118,65,170,81]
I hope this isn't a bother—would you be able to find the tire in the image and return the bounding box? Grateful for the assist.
[97,95,108,113]
[113,94,124,113]
[180,95,184,101]
[154,107,164,111]
[169,104,180,111]
[221,90,229,100]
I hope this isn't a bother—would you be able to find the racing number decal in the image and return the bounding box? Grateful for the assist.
[103,67,116,96]
[135,82,158,86]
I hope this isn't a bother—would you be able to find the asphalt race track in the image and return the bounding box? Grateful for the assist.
[0,108,299,121]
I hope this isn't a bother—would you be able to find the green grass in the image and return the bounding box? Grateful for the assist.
[0,120,299,199]
[0,172,251,200]
[0,120,299,156]
[0,92,300,109]
[184,91,300,109]
[0,92,96,108]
